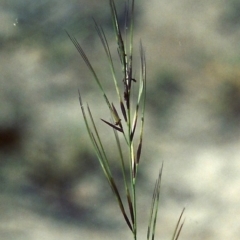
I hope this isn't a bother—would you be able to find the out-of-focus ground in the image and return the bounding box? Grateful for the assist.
[1,0,240,239]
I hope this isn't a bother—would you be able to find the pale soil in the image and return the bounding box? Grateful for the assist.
[1,0,240,239]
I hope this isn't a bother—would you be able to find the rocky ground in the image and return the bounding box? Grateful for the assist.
[1,0,240,239]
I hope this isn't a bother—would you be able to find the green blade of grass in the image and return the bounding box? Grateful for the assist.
[78,91,112,177]
[129,0,135,59]
[67,31,118,124]
[93,19,124,105]
[86,104,112,174]
[89,120,133,232]
[109,0,127,76]
[171,208,185,240]
[112,126,134,225]
[147,164,163,240]
[127,0,135,88]
[79,91,133,231]
[110,176,133,231]
[136,42,146,164]
[66,31,104,92]
[71,0,188,239]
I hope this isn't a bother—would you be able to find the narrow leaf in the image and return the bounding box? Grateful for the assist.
[93,19,123,103]
[112,126,134,226]
[147,164,163,240]
[172,208,185,240]
[110,177,133,231]
[109,0,126,62]
[78,91,113,186]
[127,189,134,224]
[86,105,111,170]
[136,42,147,164]
[66,31,104,92]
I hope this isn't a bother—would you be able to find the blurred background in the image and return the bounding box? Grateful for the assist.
[1,0,240,239]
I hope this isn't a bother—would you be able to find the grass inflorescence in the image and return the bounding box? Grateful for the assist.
[67,0,185,239]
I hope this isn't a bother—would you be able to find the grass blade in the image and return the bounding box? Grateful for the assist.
[79,90,133,231]
[136,42,146,164]
[171,208,185,240]
[112,126,134,225]
[71,0,187,239]
[93,19,124,104]
[66,31,104,92]
[109,0,126,71]
[147,164,163,240]
[110,177,133,231]
[66,31,116,120]
[78,91,113,184]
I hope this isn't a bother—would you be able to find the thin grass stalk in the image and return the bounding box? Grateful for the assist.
[70,1,185,239]
[93,20,123,106]
[79,91,133,232]
[79,92,118,188]
[91,129,133,231]
[90,133,111,179]
[66,32,104,93]
[109,176,133,231]
[109,0,127,81]
[136,42,146,164]
[174,220,185,240]
[130,44,146,142]
[171,208,185,240]
[129,0,135,59]
[87,111,133,231]
[130,27,146,240]
[128,0,135,91]
[86,105,112,173]
[127,1,137,238]
[124,1,129,52]
[78,92,112,181]
[112,126,134,224]
[147,165,163,240]
[150,171,162,240]
[67,31,120,129]
[109,0,138,237]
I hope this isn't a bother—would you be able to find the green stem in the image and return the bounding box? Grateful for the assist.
[133,177,137,240]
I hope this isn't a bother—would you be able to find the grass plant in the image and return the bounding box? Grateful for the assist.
[67,0,185,239]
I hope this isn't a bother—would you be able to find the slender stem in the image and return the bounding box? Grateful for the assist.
[133,175,137,240]
[69,0,186,239]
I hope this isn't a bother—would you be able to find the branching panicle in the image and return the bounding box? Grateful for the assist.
[69,1,185,240]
